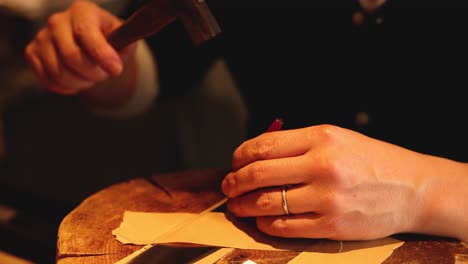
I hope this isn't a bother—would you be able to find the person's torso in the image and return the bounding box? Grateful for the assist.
[143,0,468,161]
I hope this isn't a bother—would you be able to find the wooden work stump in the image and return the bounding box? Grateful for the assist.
[56,168,468,263]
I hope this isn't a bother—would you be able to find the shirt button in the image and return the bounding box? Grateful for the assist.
[352,11,365,26]
[355,111,370,126]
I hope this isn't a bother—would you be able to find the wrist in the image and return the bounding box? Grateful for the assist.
[414,156,468,242]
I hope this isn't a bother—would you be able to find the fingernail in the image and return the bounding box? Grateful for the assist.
[222,178,236,198]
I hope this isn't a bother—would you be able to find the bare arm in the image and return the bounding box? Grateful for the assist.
[414,156,468,242]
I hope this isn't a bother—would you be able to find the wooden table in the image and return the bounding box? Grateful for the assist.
[56,168,468,264]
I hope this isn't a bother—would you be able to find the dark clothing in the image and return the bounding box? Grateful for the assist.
[0,3,466,262]
[138,0,468,162]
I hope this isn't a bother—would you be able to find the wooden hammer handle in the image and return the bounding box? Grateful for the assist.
[107,0,221,51]
[107,0,176,50]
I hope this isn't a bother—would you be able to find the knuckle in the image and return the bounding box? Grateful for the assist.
[47,13,62,29]
[324,159,342,182]
[256,191,274,212]
[232,146,244,165]
[312,151,346,185]
[263,218,290,237]
[24,44,34,59]
[73,22,90,39]
[311,124,341,144]
[314,154,338,177]
[35,30,49,44]
[233,140,252,160]
[247,164,266,184]
[321,216,345,239]
[254,137,276,159]
[224,175,238,197]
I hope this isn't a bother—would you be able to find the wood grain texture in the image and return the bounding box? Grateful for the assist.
[56,168,468,264]
[215,249,299,264]
[382,236,468,264]
[56,168,226,264]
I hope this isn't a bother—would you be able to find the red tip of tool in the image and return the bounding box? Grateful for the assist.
[266,118,284,132]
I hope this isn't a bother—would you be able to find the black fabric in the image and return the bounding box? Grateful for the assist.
[126,0,468,162]
[122,0,225,100]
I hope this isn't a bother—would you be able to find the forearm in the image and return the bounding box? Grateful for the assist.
[79,40,158,119]
[415,156,468,242]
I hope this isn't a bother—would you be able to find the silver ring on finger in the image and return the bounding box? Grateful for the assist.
[281,186,291,216]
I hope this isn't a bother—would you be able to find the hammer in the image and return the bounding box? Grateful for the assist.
[107,0,221,50]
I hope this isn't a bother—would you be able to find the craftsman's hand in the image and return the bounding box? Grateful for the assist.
[25,0,136,95]
[222,124,468,241]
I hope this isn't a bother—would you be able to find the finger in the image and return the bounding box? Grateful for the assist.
[227,184,329,217]
[25,43,50,91]
[227,187,284,217]
[232,125,345,171]
[255,213,337,239]
[232,128,312,171]
[256,213,382,240]
[26,48,81,95]
[222,155,315,198]
[33,31,93,94]
[48,13,109,82]
[71,4,124,76]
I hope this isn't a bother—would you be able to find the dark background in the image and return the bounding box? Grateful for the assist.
[2,1,468,262]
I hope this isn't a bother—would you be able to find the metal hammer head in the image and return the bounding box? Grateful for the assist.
[108,0,221,50]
